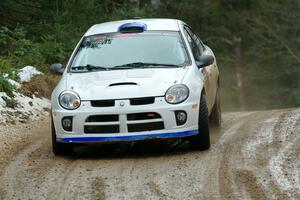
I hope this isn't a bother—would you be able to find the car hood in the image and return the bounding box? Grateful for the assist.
[66,68,189,100]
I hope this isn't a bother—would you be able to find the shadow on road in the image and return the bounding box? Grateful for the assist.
[64,127,222,160]
[71,139,192,159]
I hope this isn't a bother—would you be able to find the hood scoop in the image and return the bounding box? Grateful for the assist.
[109,82,138,87]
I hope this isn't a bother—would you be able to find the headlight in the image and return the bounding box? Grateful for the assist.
[59,91,81,110]
[165,84,189,104]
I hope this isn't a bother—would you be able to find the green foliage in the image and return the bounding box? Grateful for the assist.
[0,57,16,97]
[0,57,13,73]
[0,26,46,70]
[39,35,66,69]
[0,77,15,98]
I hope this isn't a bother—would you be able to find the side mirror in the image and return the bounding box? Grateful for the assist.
[50,63,64,75]
[196,55,215,69]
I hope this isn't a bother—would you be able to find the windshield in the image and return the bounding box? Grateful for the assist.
[70,31,189,72]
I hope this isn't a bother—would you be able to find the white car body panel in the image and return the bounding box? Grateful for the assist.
[65,68,189,100]
[51,18,219,143]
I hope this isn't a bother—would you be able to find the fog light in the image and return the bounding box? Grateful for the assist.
[175,111,187,126]
[62,116,73,131]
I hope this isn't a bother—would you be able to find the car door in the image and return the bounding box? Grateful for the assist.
[183,27,215,112]
[193,32,218,112]
[201,44,219,113]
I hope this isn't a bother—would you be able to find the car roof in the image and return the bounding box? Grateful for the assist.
[85,18,181,36]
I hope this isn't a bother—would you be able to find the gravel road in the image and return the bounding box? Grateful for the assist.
[0,108,299,200]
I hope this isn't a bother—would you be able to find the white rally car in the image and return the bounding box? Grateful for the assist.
[50,18,221,155]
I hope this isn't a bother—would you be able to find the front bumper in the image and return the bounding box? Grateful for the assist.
[57,130,198,143]
[52,97,199,143]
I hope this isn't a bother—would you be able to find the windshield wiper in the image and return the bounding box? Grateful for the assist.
[71,64,108,71]
[111,62,182,69]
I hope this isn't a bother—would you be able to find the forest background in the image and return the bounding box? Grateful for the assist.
[0,0,299,111]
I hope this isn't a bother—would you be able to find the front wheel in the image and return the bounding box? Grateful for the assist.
[210,88,222,128]
[189,93,210,150]
[51,117,73,156]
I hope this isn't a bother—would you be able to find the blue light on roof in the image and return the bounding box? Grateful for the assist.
[118,22,147,33]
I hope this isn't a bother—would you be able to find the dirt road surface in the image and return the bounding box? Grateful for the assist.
[0,108,299,199]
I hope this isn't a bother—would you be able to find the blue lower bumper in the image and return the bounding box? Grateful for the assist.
[57,130,198,143]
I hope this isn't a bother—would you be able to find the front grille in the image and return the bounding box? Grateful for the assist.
[85,115,119,134]
[85,98,166,134]
[91,100,115,107]
[130,97,155,105]
[86,115,119,122]
[91,97,155,107]
[127,112,164,132]
[84,125,119,134]
[127,112,161,121]
[128,122,164,132]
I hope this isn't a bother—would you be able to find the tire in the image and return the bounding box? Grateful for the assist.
[51,116,73,156]
[189,93,210,150]
[210,88,222,128]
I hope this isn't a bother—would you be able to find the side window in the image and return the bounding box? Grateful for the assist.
[185,27,205,55]
[195,37,205,54]
[183,28,201,62]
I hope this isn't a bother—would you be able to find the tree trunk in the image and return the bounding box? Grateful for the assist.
[233,37,246,110]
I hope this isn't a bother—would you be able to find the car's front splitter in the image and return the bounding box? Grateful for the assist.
[57,129,198,143]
